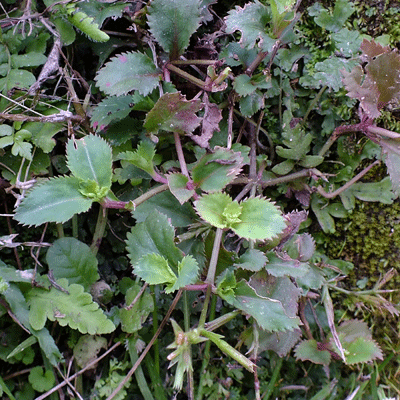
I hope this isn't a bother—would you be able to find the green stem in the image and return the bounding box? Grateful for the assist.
[90,206,108,256]
[169,59,217,66]
[263,356,283,400]
[198,228,223,328]
[166,63,208,90]
[150,286,160,377]
[72,214,78,238]
[56,223,64,238]
[303,86,327,125]
[144,353,167,400]
[127,338,155,400]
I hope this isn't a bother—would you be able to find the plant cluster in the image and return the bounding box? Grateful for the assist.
[1,0,400,399]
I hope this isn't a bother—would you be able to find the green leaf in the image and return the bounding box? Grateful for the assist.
[167,255,199,293]
[194,192,234,229]
[73,335,107,369]
[234,249,267,272]
[265,251,309,277]
[329,320,383,365]
[14,176,93,226]
[230,197,286,241]
[0,69,36,91]
[135,253,177,286]
[381,139,400,197]
[23,119,63,153]
[11,52,47,68]
[91,96,134,132]
[147,0,202,59]
[310,0,354,32]
[95,51,160,96]
[27,279,116,334]
[133,190,197,227]
[167,172,195,204]
[118,140,156,177]
[0,282,62,365]
[46,237,99,291]
[239,90,265,117]
[217,270,300,332]
[67,9,110,42]
[233,74,257,96]
[191,147,244,192]
[224,2,275,51]
[28,366,55,392]
[67,135,112,189]
[119,283,154,333]
[144,92,203,136]
[126,211,183,270]
[294,339,331,365]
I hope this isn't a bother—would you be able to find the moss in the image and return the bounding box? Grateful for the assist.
[324,200,400,295]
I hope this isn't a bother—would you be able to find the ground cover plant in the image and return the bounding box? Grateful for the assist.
[1,0,400,399]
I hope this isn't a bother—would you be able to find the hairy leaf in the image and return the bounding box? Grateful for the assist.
[14,176,93,226]
[95,51,161,96]
[67,9,110,42]
[135,253,177,286]
[67,135,112,189]
[309,0,354,32]
[147,0,202,59]
[381,138,400,197]
[224,2,275,51]
[46,237,99,291]
[168,255,199,293]
[239,90,265,117]
[191,147,244,192]
[144,92,203,136]
[119,283,154,333]
[27,279,115,334]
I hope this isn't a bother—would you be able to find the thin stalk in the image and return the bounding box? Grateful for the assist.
[106,290,183,400]
[72,214,78,238]
[263,356,283,400]
[128,340,155,400]
[196,295,217,400]
[90,206,108,256]
[56,223,64,238]
[169,59,217,66]
[316,160,380,199]
[166,64,208,90]
[303,86,327,125]
[174,131,189,177]
[144,353,167,400]
[150,286,160,377]
[198,228,223,333]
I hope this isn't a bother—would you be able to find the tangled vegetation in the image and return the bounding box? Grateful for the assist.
[1,0,400,399]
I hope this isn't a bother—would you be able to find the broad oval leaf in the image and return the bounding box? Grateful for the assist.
[14,176,93,226]
[147,0,202,59]
[95,51,161,96]
[67,135,112,189]
[46,237,99,291]
[194,192,233,229]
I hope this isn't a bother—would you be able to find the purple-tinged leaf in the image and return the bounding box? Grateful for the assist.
[167,172,195,204]
[190,94,222,148]
[144,92,203,135]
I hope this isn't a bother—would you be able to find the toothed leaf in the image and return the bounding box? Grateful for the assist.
[118,140,156,177]
[14,176,93,226]
[144,92,203,136]
[67,135,112,189]
[147,0,202,59]
[95,51,161,96]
